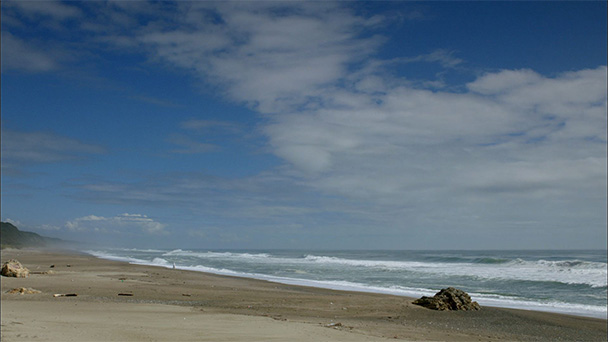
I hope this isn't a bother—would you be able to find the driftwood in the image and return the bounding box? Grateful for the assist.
[53,293,78,297]
[118,293,133,296]
[30,270,55,275]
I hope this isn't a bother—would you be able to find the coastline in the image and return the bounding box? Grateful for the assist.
[2,248,607,341]
[87,247,608,319]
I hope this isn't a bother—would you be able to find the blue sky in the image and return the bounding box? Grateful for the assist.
[1,1,606,250]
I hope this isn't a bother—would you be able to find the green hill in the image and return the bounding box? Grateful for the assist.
[1,222,64,249]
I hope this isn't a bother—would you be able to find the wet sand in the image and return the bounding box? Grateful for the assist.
[1,248,606,341]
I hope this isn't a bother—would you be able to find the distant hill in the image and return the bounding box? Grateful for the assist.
[0,222,65,249]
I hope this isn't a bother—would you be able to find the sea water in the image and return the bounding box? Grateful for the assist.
[84,248,607,319]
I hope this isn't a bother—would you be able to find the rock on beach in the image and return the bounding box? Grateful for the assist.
[7,287,42,295]
[1,259,30,278]
[413,287,481,311]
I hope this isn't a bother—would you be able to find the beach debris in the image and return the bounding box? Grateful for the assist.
[66,264,72,267]
[50,265,55,268]
[413,287,480,311]
[1,259,29,278]
[326,322,342,328]
[182,293,192,296]
[53,293,78,297]
[118,293,134,296]
[6,287,42,295]
[30,270,55,275]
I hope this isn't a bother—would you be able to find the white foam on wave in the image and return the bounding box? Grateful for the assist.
[163,249,271,260]
[86,250,172,268]
[469,292,607,319]
[160,251,607,285]
[84,249,607,319]
[160,250,608,288]
[304,255,430,268]
[304,254,608,288]
[92,249,608,287]
[151,257,170,265]
[158,261,608,319]
[115,248,167,253]
[85,250,150,264]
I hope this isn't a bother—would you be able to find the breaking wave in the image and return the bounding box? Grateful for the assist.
[83,248,607,319]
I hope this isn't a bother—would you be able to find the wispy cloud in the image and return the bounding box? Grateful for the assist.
[164,119,246,155]
[166,134,219,154]
[4,0,82,21]
[2,1,605,248]
[2,1,84,72]
[71,3,608,246]
[130,2,384,113]
[1,129,106,174]
[129,95,182,108]
[1,32,59,72]
[397,49,463,68]
[180,119,240,133]
[65,213,167,235]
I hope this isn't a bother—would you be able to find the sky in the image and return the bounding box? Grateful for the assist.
[1,1,606,250]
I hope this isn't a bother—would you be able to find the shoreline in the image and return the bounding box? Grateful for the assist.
[2,248,607,341]
[86,247,607,320]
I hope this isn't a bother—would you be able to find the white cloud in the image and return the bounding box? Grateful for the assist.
[467,69,543,95]
[4,2,604,248]
[62,2,604,247]
[469,67,607,141]
[256,66,606,243]
[5,218,23,227]
[274,145,332,174]
[132,2,383,113]
[110,3,605,199]
[65,213,167,235]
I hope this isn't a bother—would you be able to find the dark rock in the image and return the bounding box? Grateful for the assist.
[413,287,480,311]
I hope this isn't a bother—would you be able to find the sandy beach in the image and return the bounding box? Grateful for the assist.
[1,248,606,342]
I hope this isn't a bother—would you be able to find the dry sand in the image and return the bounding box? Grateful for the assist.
[1,248,606,341]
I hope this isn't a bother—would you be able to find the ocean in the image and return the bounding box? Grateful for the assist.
[84,248,607,319]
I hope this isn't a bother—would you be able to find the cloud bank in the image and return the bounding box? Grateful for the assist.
[2,1,606,248]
